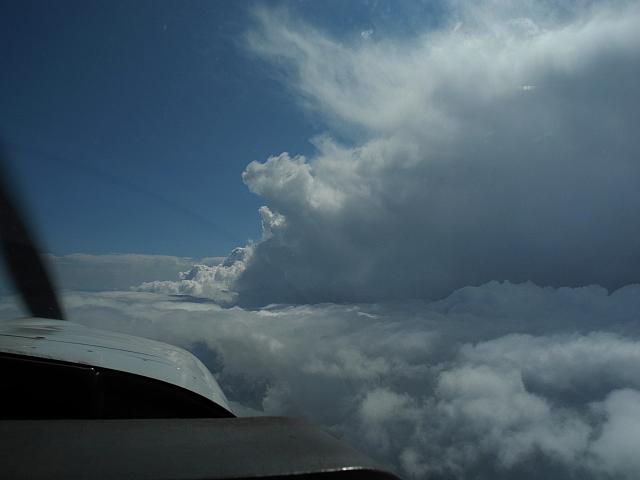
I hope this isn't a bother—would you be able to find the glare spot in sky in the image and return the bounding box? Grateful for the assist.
[360,29,373,40]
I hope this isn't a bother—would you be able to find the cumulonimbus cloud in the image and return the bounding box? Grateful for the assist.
[165,0,640,307]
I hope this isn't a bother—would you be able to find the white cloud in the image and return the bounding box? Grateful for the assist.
[432,364,590,469]
[133,247,253,305]
[590,389,640,479]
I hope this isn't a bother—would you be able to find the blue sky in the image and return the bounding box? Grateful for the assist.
[0,1,310,256]
[0,0,448,257]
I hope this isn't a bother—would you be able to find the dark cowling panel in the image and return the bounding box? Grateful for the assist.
[0,353,233,420]
[0,417,401,480]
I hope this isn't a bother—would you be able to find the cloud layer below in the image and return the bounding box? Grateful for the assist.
[3,281,640,478]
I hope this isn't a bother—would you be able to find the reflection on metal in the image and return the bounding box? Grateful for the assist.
[0,417,401,479]
[0,317,231,413]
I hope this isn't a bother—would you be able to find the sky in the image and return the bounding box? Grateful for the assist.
[2,1,640,479]
[0,0,449,257]
[0,0,317,256]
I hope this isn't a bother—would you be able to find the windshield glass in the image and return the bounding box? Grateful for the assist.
[2,1,640,479]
